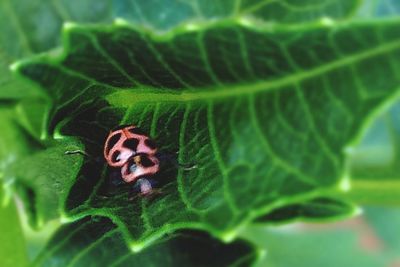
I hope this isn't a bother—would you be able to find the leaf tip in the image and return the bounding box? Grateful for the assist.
[221,230,238,243]
[129,243,145,253]
[60,214,74,224]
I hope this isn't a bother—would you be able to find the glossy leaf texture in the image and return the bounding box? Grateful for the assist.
[33,216,257,267]
[14,17,400,249]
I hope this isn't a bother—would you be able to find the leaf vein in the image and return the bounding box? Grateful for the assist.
[207,101,239,213]
[294,84,339,167]
[248,94,318,186]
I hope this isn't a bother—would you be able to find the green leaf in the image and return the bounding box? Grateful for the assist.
[0,187,29,267]
[33,216,258,267]
[256,197,359,224]
[8,138,84,228]
[0,0,359,100]
[0,0,360,65]
[14,18,400,248]
[0,103,83,229]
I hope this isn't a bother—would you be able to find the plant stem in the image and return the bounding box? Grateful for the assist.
[342,179,400,206]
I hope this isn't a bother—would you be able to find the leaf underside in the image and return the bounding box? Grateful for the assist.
[15,18,400,248]
[255,197,358,223]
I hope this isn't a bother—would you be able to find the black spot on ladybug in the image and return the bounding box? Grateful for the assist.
[123,138,139,151]
[111,124,131,131]
[144,139,157,150]
[111,151,120,162]
[105,133,122,154]
[140,155,155,167]
[128,127,146,135]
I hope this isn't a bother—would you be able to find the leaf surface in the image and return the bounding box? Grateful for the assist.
[14,18,400,248]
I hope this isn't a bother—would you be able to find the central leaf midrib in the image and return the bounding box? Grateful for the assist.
[106,38,400,106]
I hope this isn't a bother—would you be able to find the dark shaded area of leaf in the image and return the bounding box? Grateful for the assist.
[255,197,357,223]
[33,216,258,267]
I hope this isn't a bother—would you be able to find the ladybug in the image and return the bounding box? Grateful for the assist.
[104,125,157,167]
[100,124,195,196]
[66,124,168,196]
[103,124,161,195]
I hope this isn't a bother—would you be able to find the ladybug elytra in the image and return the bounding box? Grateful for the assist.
[104,125,157,167]
[104,125,160,194]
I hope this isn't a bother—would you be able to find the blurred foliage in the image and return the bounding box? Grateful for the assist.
[0,188,28,267]
[244,207,400,267]
[348,102,400,205]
